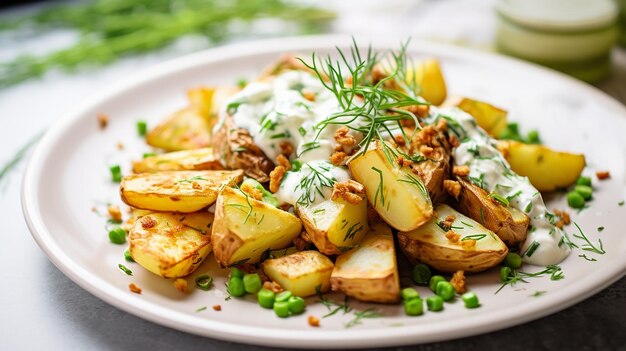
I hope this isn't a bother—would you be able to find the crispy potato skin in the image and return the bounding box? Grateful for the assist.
[408,128,452,204]
[262,250,334,297]
[398,205,508,273]
[128,211,213,278]
[453,177,529,247]
[212,115,274,183]
[330,224,400,303]
[456,98,508,137]
[120,170,243,213]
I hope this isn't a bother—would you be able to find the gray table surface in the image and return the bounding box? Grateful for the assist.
[1,1,625,350]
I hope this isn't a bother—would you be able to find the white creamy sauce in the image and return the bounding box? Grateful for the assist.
[219,70,353,207]
[436,107,570,265]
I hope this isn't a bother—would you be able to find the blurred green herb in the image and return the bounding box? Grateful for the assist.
[499,122,541,144]
[0,0,335,87]
[0,131,43,188]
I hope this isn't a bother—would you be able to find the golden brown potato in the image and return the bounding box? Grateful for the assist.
[330,223,400,303]
[129,211,213,278]
[457,98,508,137]
[297,186,369,256]
[131,148,222,173]
[348,141,433,231]
[407,126,452,204]
[212,114,274,183]
[500,141,586,192]
[211,187,302,267]
[146,107,213,151]
[397,204,508,273]
[120,170,243,213]
[262,250,334,297]
[453,177,529,247]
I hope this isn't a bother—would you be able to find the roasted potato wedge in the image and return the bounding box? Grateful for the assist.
[407,126,452,204]
[378,58,447,105]
[398,204,508,273]
[129,211,213,278]
[186,87,215,119]
[212,186,302,267]
[457,98,508,137]
[330,223,400,303]
[297,188,369,256]
[131,148,222,173]
[453,177,529,247]
[500,141,586,192]
[212,114,274,183]
[262,250,334,297]
[349,141,433,231]
[120,170,244,213]
[146,107,212,151]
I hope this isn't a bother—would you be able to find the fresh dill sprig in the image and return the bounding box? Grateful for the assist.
[0,131,43,188]
[495,265,564,294]
[572,222,605,255]
[345,308,382,328]
[316,286,352,318]
[295,161,335,207]
[297,38,428,160]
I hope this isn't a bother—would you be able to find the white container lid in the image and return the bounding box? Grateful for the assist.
[497,0,618,32]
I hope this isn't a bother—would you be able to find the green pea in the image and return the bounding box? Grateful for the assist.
[574,185,592,201]
[500,266,512,282]
[230,267,244,279]
[108,227,126,244]
[243,273,262,294]
[426,296,444,312]
[273,301,290,318]
[462,292,480,308]
[257,289,275,309]
[142,152,156,159]
[576,176,592,187]
[287,296,305,315]
[137,120,147,136]
[526,130,541,144]
[110,165,122,183]
[429,275,446,292]
[411,264,432,285]
[567,191,585,209]
[227,277,245,297]
[401,288,420,301]
[195,274,213,291]
[504,253,522,269]
[435,281,455,301]
[275,291,292,303]
[123,249,134,262]
[404,297,423,316]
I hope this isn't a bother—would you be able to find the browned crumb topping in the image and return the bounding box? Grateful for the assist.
[415,125,436,145]
[308,315,320,327]
[240,182,263,201]
[174,278,188,293]
[460,239,476,250]
[212,305,222,311]
[448,134,460,148]
[334,126,356,147]
[450,270,467,294]
[419,145,434,157]
[269,165,286,193]
[140,216,157,229]
[553,209,571,229]
[262,280,284,293]
[107,205,122,222]
[128,283,142,294]
[396,156,413,169]
[191,181,203,190]
[302,91,316,102]
[445,230,460,243]
[276,153,291,169]
[331,180,366,205]
[393,134,406,146]
[404,104,430,118]
[452,165,470,177]
[596,171,611,180]
[443,180,461,200]
[330,151,348,166]
[116,142,124,150]
[435,118,448,132]
[97,114,109,129]
[279,141,294,157]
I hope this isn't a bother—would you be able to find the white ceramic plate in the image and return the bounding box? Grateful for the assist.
[22,36,626,349]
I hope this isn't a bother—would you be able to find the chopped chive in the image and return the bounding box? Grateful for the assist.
[298,126,307,136]
[142,152,156,158]
[195,274,214,291]
[524,241,540,257]
[489,193,509,207]
[196,306,208,312]
[118,264,132,276]
[461,234,487,241]
[110,165,122,182]
[524,201,533,213]
[597,226,604,232]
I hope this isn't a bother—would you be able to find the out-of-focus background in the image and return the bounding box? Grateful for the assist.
[1,0,625,350]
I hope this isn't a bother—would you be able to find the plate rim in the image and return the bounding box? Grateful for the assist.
[21,34,626,348]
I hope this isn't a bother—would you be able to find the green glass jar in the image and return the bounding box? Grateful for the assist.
[496,0,619,82]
